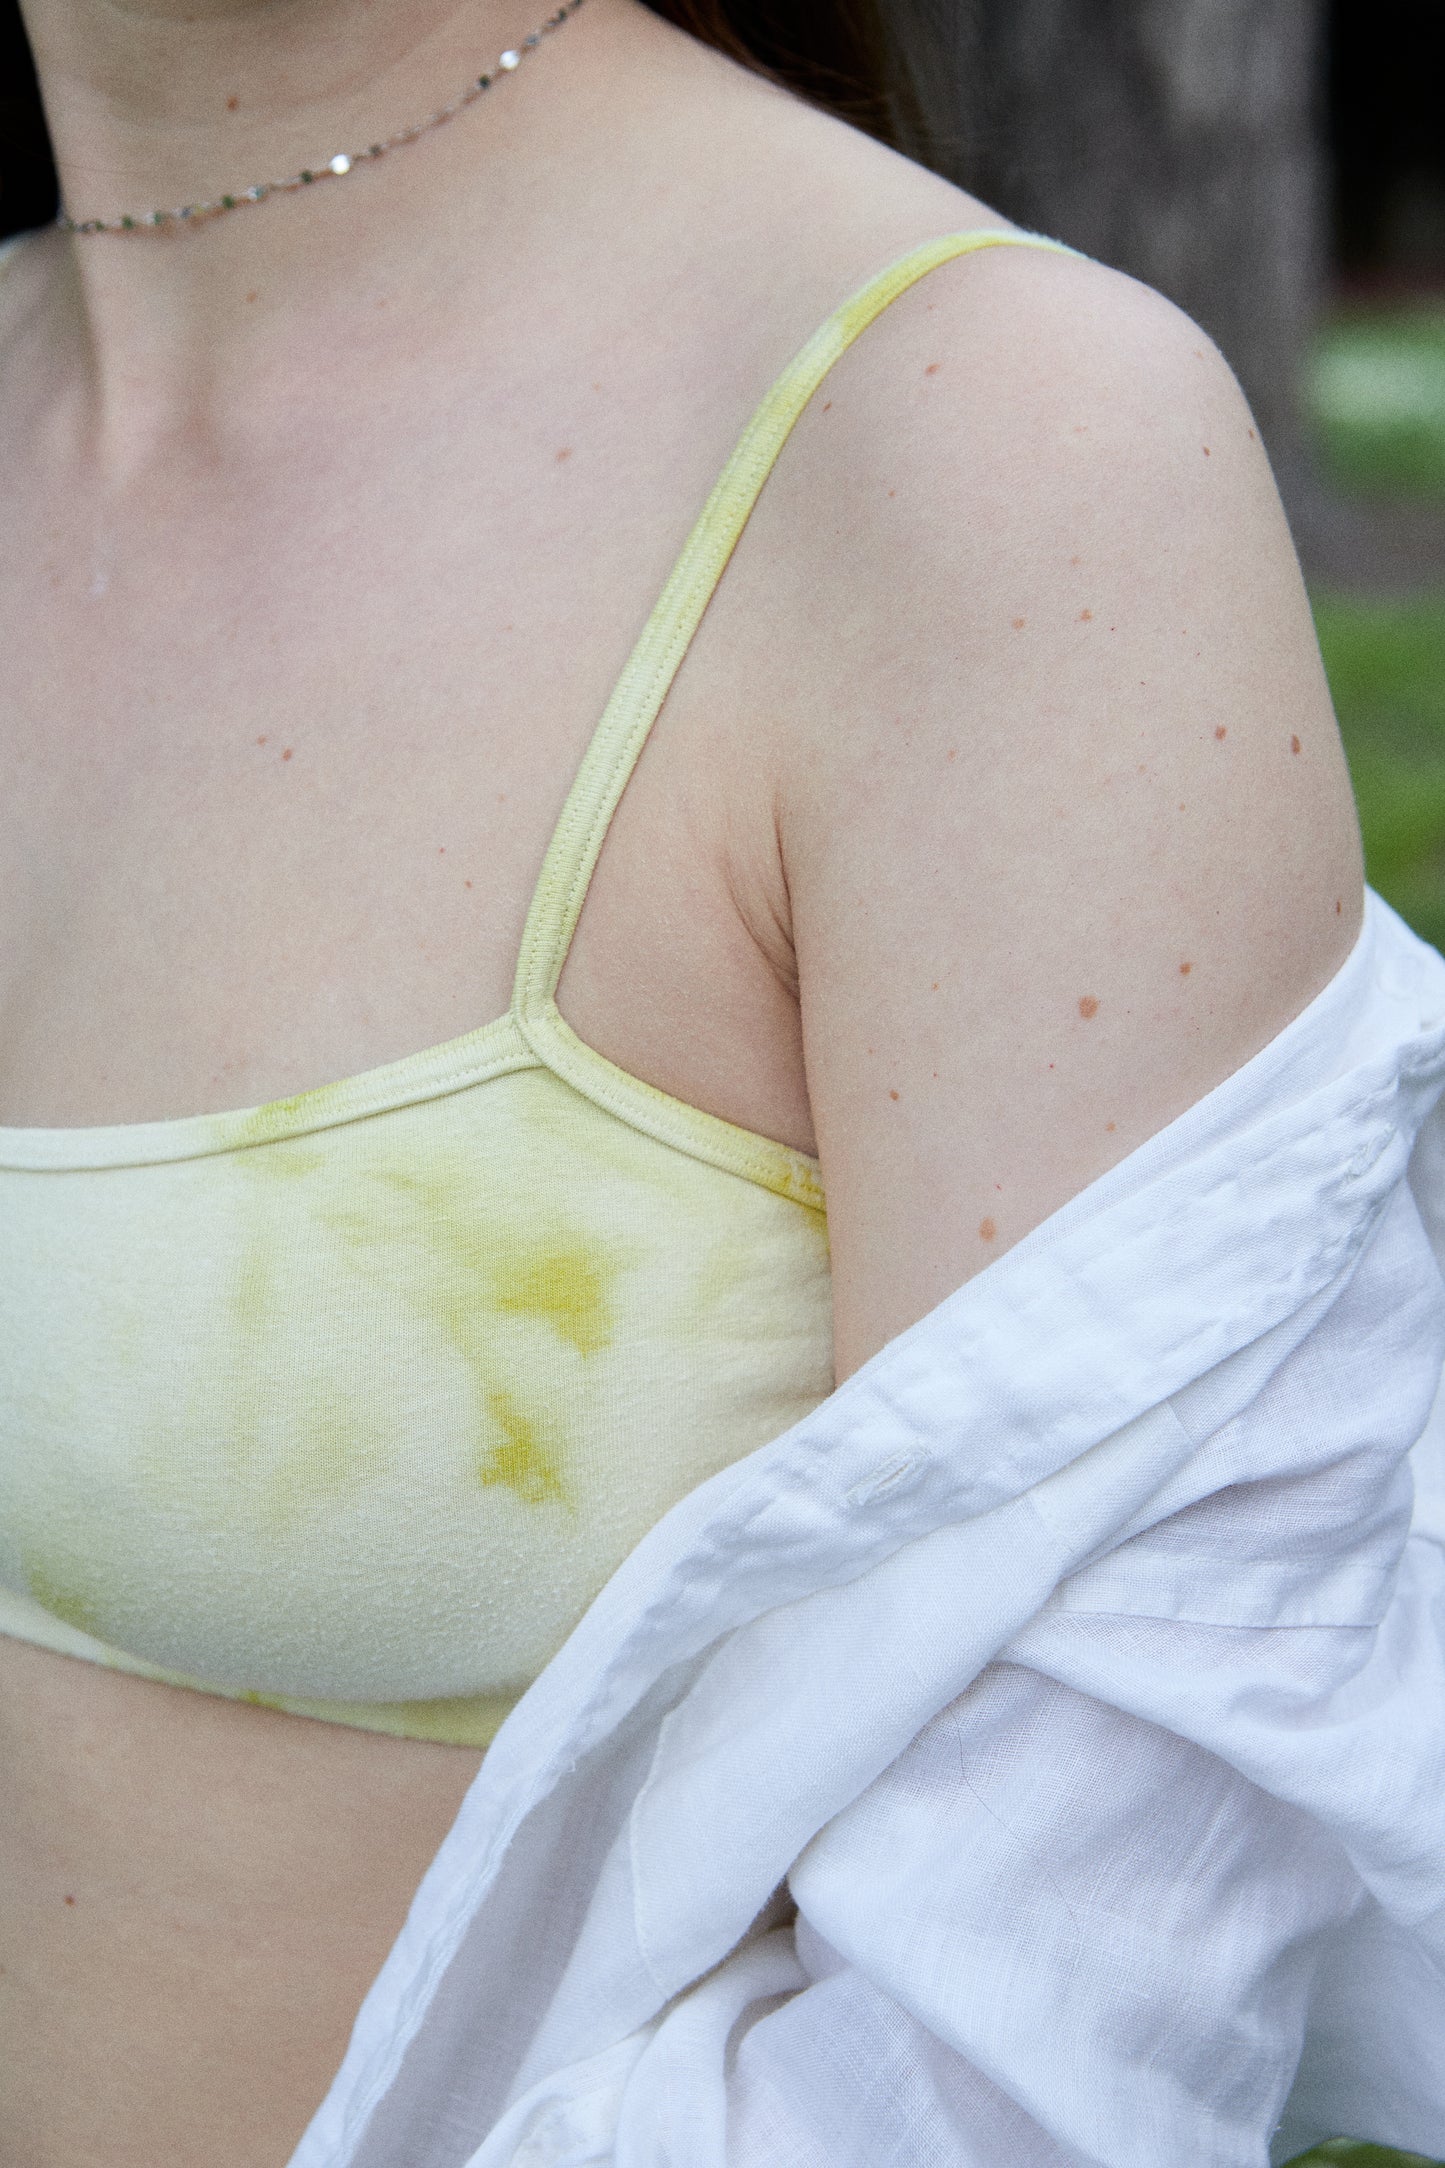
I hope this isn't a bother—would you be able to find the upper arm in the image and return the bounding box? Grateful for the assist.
[772,246,1363,1376]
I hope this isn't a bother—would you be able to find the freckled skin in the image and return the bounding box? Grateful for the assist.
[978,1217,996,1242]
[1215,726,1228,741]
[1078,996,1099,1019]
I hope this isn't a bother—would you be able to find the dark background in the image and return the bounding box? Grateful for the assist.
[1331,0,1445,287]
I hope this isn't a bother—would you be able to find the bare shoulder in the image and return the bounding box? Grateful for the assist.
[726,227,1364,1368]
[756,230,1361,995]
[628,11,1013,326]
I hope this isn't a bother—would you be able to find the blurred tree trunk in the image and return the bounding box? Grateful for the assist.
[938,0,1329,513]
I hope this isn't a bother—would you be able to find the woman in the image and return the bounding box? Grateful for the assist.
[2,2,1442,2164]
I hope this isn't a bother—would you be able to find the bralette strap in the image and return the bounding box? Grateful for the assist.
[511,227,1072,1016]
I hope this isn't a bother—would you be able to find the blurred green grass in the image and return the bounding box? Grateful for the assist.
[1312,591,1445,952]
[1309,306,1445,499]
[1306,301,1445,956]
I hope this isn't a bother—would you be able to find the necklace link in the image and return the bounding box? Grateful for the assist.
[58,1,586,237]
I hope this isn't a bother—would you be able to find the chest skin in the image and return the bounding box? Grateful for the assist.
[0,230,809,1146]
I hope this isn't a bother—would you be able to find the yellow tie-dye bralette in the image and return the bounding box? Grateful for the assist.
[0,232,1063,1749]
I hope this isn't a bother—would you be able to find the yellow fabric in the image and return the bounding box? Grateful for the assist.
[0,1066,830,1747]
[0,229,1064,1747]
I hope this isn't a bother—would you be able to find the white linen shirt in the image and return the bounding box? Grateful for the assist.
[289,889,1445,2168]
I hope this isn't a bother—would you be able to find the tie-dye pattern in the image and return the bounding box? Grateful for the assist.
[0,1027,830,1746]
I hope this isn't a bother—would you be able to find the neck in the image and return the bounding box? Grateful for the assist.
[56,2,591,236]
[16,0,652,456]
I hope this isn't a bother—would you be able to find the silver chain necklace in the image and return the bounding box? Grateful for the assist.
[57,0,587,236]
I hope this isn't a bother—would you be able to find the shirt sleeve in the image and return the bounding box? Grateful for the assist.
[603,1184,1445,2168]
